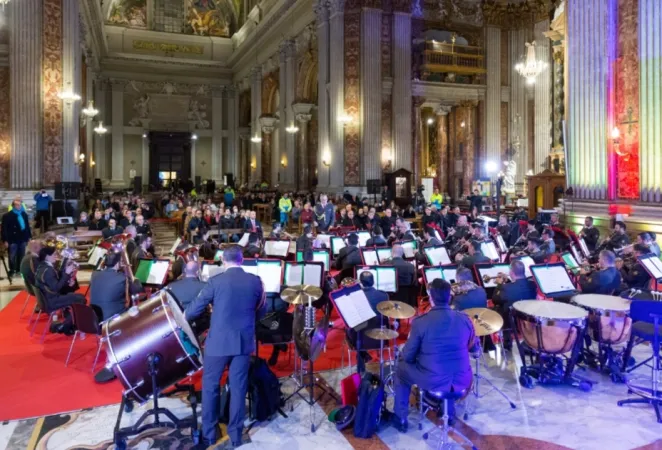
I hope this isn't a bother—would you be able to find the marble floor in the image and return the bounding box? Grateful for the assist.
[2,343,662,450]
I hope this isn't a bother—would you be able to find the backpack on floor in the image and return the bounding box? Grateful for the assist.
[353,372,384,438]
[248,356,287,422]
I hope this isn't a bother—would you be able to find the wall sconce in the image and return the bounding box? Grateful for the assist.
[338,113,353,126]
[426,117,434,126]
[286,123,299,133]
[280,158,287,168]
[142,132,148,139]
[610,126,629,159]
[460,120,466,128]
[75,153,86,165]
[322,154,330,167]
[191,133,198,141]
[94,121,108,135]
[90,160,96,167]
[250,160,257,170]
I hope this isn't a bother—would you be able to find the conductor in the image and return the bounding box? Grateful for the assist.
[185,246,265,448]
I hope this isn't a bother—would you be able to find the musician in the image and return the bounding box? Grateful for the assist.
[391,245,417,307]
[333,233,362,273]
[549,212,563,229]
[35,247,85,334]
[243,232,263,258]
[134,215,151,236]
[447,215,470,245]
[525,238,548,264]
[243,210,263,237]
[470,223,487,242]
[392,279,477,432]
[451,267,487,311]
[456,240,490,268]
[314,194,335,232]
[296,225,314,253]
[579,250,622,295]
[619,243,653,290]
[422,226,442,247]
[19,239,42,288]
[188,209,209,244]
[541,228,556,254]
[269,222,286,240]
[447,206,461,228]
[579,216,600,252]
[439,206,453,233]
[168,261,206,310]
[601,221,630,252]
[497,215,511,245]
[124,225,138,258]
[102,218,124,240]
[637,232,661,257]
[492,260,538,348]
[185,246,265,448]
[90,251,143,321]
[130,234,153,273]
[347,271,389,374]
[88,210,108,231]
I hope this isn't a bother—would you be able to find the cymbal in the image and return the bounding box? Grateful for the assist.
[462,308,504,336]
[281,285,323,305]
[365,328,399,341]
[376,300,416,319]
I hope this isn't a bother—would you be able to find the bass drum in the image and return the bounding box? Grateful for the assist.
[103,290,202,403]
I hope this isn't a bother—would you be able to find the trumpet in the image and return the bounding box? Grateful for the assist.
[482,273,510,284]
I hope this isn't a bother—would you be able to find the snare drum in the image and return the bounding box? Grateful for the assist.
[571,294,631,345]
[103,290,202,403]
[513,300,588,354]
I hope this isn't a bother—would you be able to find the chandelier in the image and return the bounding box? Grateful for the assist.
[58,82,81,104]
[81,100,99,118]
[94,121,108,135]
[250,133,262,143]
[286,123,299,134]
[515,42,547,85]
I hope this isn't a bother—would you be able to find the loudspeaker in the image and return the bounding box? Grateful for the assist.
[54,182,81,200]
[224,173,234,188]
[94,178,103,195]
[206,180,216,194]
[367,179,381,195]
[195,176,201,190]
[133,176,142,194]
[51,199,74,218]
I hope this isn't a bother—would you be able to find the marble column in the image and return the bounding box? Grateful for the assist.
[141,133,149,190]
[9,0,43,188]
[639,0,662,202]
[392,8,412,172]
[190,135,197,180]
[238,127,251,185]
[61,0,81,182]
[328,0,345,189]
[85,67,95,186]
[461,102,477,196]
[534,20,552,173]
[285,41,297,186]
[510,29,530,187]
[227,86,239,181]
[93,80,106,181]
[293,103,314,191]
[314,0,330,188]
[567,0,609,199]
[436,105,451,195]
[361,5,382,184]
[212,88,223,183]
[250,66,262,184]
[260,115,278,186]
[278,44,288,186]
[485,26,502,173]
[111,81,125,186]
[413,97,424,186]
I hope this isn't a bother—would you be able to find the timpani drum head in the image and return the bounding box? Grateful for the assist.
[571,294,632,344]
[571,294,631,313]
[513,300,588,320]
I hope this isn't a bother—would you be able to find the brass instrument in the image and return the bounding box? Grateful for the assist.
[482,273,510,284]
[340,277,357,287]
[451,280,479,296]
[110,235,136,306]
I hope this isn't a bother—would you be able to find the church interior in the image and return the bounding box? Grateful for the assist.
[0,0,662,449]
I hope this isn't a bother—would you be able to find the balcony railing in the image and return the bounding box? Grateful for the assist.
[420,41,486,81]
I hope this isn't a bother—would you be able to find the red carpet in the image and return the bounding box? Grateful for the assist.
[0,290,405,422]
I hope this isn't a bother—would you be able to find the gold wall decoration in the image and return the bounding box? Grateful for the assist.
[482,0,553,28]
[132,40,204,55]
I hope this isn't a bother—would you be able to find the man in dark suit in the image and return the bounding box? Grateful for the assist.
[243,210,263,237]
[333,233,362,273]
[243,232,263,258]
[2,198,32,278]
[603,221,630,252]
[131,234,153,273]
[456,240,490,268]
[579,250,622,295]
[392,279,477,431]
[619,244,652,290]
[296,226,314,253]
[102,218,124,240]
[188,209,208,244]
[219,209,240,243]
[492,260,538,348]
[134,214,151,236]
[346,271,389,374]
[390,245,417,307]
[90,251,143,321]
[452,267,488,310]
[365,225,387,247]
[525,238,548,264]
[168,261,206,310]
[20,240,42,289]
[416,227,442,265]
[496,215,511,245]
[185,246,265,448]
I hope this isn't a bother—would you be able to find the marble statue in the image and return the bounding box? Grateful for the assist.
[188,99,210,129]
[129,94,151,126]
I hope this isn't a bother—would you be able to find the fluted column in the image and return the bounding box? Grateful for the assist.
[392,7,412,172]
[61,0,81,182]
[9,0,43,188]
[238,127,250,185]
[413,97,424,186]
[278,43,288,187]
[250,66,262,183]
[567,0,609,199]
[361,5,382,184]
[111,81,125,186]
[260,116,277,186]
[228,86,238,181]
[293,103,314,191]
[639,0,662,202]
[485,26,501,174]
[436,105,451,195]
[328,0,345,189]
[93,80,107,181]
[212,88,223,183]
[534,20,552,173]
[461,102,477,197]
[284,41,297,187]
[315,0,330,188]
[510,29,530,187]
[141,133,149,190]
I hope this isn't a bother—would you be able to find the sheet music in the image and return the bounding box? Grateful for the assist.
[424,268,443,284]
[481,242,500,261]
[562,253,580,272]
[517,256,535,278]
[362,250,379,266]
[169,238,182,255]
[441,268,458,283]
[531,265,575,294]
[312,251,329,272]
[265,240,290,257]
[570,246,584,265]
[642,257,662,280]
[401,241,417,259]
[303,264,323,287]
[356,268,378,286]
[495,235,507,253]
[478,265,511,288]
[578,238,590,258]
[425,246,451,265]
[238,233,250,247]
[284,264,303,287]
[331,237,346,256]
[202,264,224,281]
[334,289,376,329]
[87,247,107,267]
[241,264,259,276]
[357,231,371,248]
[258,262,282,293]
[288,241,297,254]
[377,248,393,263]
[433,230,444,243]
[214,250,224,262]
[377,267,397,292]
[147,260,170,285]
[317,234,332,248]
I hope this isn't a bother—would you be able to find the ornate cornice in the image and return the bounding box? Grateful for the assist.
[329,0,346,15]
[106,78,225,96]
[392,0,411,14]
[314,0,330,23]
[482,0,553,28]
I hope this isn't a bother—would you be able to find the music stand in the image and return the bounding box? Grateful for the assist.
[360,247,380,266]
[398,240,418,260]
[424,245,452,266]
[200,261,224,282]
[355,266,398,293]
[311,249,330,273]
[283,261,324,288]
[639,255,662,284]
[264,239,291,259]
[134,258,171,288]
[512,255,535,278]
[241,258,283,294]
[356,231,371,248]
[561,252,581,275]
[480,241,500,262]
[330,236,346,256]
[530,262,578,298]
[375,247,393,263]
[422,264,459,286]
[475,263,511,289]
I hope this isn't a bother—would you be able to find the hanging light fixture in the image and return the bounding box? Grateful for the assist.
[81,100,99,118]
[58,82,82,104]
[250,132,262,143]
[94,121,108,135]
[515,41,548,85]
[286,123,299,133]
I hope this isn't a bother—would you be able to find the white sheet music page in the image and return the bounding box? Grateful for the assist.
[533,265,575,294]
[285,264,303,286]
[312,252,329,271]
[426,247,451,265]
[378,268,397,292]
[241,264,259,276]
[441,268,458,283]
[203,265,224,281]
[424,268,443,284]
[481,242,499,261]
[363,250,379,266]
[258,262,282,293]
[317,234,332,248]
[238,233,250,247]
[650,257,662,276]
[402,242,416,259]
[519,256,535,278]
[332,237,346,255]
[334,290,376,328]
[147,261,170,285]
[288,241,297,254]
[169,237,182,255]
[478,265,511,288]
[377,248,393,262]
[87,247,107,267]
[265,241,289,257]
[642,258,662,279]
[303,264,323,287]
[357,232,371,247]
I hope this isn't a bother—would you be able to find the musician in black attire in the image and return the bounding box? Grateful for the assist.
[601,221,630,252]
[391,245,417,307]
[333,233,362,274]
[243,232,263,258]
[525,238,548,264]
[168,261,206,310]
[90,251,143,321]
[366,225,387,247]
[579,250,622,295]
[452,267,488,310]
[447,215,470,245]
[492,260,537,348]
[380,208,397,235]
[579,216,600,252]
[102,218,124,240]
[619,244,652,290]
[457,240,490,268]
[296,225,314,253]
[541,228,556,254]
[637,232,661,257]
[497,215,511,244]
[130,234,152,273]
[447,206,461,228]
[439,206,453,233]
[134,215,151,235]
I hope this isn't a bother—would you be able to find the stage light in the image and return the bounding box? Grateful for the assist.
[485,161,498,174]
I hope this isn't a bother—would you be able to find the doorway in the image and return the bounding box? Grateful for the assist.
[149,132,191,189]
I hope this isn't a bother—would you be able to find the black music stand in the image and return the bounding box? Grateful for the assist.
[0,248,11,284]
[530,262,578,299]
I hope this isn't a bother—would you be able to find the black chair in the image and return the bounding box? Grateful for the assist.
[618,300,662,423]
[30,286,65,344]
[20,275,36,319]
[417,388,477,449]
[65,303,104,371]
